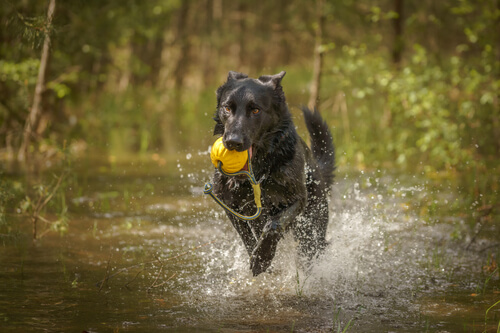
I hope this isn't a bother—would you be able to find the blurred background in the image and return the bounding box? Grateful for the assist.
[2,0,499,214]
[1,0,499,223]
[2,0,499,226]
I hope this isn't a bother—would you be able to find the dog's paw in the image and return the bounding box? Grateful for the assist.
[250,227,281,276]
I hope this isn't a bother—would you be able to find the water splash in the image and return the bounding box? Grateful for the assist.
[174,165,488,331]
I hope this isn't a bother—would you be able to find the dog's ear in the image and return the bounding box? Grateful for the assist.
[259,71,286,105]
[227,71,248,81]
[216,71,248,109]
[214,84,226,135]
[257,71,286,89]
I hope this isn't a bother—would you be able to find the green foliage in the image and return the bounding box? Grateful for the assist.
[18,172,70,238]
[0,59,39,118]
[0,180,14,229]
[0,178,24,232]
[324,41,498,173]
[0,59,39,85]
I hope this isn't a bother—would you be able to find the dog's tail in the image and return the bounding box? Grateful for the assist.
[301,106,336,186]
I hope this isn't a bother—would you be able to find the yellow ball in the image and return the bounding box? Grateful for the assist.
[210,137,248,173]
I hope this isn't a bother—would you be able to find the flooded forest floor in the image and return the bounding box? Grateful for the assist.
[1,154,499,332]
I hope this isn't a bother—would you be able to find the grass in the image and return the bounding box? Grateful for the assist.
[332,304,356,333]
[475,267,499,296]
[295,269,310,297]
[482,268,499,295]
[485,298,500,332]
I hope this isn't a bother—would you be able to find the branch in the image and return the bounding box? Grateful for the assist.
[148,273,177,290]
[98,257,112,293]
[147,255,164,293]
[123,268,144,290]
[37,173,65,214]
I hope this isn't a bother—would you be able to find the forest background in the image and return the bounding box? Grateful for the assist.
[0,0,499,231]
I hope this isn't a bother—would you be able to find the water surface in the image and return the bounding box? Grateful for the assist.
[1,154,499,332]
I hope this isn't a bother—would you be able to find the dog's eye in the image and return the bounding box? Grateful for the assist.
[224,106,231,113]
[252,108,260,114]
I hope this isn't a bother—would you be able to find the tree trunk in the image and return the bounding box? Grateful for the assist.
[493,0,500,154]
[18,0,56,163]
[308,0,325,110]
[172,0,190,90]
[392,0,404,65]
[497,0,500,72]
[237,2,248,71]
[158,2,190,155]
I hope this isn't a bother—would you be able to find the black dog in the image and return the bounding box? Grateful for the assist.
[212,71,335,276]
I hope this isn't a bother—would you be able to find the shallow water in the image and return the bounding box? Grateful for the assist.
[1,154,499,332]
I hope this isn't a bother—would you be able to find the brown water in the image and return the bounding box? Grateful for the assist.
[1,153,499,332]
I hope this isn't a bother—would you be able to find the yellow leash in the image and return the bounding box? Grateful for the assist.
[204,150,262,221]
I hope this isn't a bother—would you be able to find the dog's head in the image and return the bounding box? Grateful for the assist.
[213,71,287,152]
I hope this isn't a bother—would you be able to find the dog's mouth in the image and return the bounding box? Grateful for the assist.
[242,146,253,171]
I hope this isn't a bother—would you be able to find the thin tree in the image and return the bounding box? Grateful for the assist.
[392,0,404,65]
[308,0,326,110]
[18,0,56,163]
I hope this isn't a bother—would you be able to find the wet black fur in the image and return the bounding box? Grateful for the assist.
[212,71,335,276]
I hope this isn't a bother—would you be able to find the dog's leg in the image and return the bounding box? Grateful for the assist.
[250,201,302,276]
[294,192,329,262]
[227,214,259,257]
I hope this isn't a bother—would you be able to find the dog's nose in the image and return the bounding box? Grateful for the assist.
[224,135,244,151]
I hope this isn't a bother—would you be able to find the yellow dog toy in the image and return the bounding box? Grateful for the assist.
[210,137,248,173]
